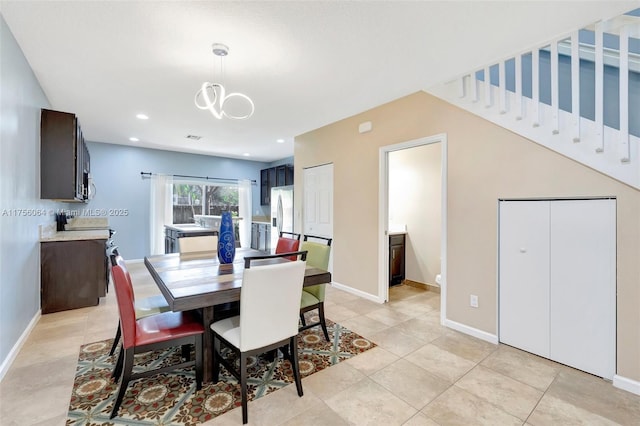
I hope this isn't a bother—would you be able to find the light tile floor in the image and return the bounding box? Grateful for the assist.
[1,262,639,425]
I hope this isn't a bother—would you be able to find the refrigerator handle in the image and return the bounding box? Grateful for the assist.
[276,194,284,236]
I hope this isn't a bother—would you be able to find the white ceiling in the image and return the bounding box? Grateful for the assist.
[1,1,636,162]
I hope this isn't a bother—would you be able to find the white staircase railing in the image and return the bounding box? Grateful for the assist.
[428,11,640,190]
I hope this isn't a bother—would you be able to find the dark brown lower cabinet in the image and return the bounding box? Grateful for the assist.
[41,239,107,314]
[389,234,406,286]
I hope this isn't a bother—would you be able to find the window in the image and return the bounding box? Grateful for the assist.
[172,182,239,224]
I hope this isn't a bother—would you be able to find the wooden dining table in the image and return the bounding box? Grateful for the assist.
[144,247,332,382]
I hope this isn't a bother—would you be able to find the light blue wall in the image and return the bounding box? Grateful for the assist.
[85,142,273,259]
[0,16,69,370]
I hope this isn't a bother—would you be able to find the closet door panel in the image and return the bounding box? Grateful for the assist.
[499,200,550,358]
[549,199,616,379]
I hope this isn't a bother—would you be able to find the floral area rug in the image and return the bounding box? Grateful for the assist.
[66,315,375,425]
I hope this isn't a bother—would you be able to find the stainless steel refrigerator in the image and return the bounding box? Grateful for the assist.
[270,185,294,249]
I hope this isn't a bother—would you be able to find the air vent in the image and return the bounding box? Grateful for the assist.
[185,135,202,141]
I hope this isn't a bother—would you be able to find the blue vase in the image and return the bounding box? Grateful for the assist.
[217,212,236,264]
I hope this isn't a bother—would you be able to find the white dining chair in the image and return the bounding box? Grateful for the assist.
[210,251,307,424]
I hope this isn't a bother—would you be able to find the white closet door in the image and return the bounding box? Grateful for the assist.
[303,164,334,272]
[303,164,333,239]
[549,199,616,379]
[499,200,551,358]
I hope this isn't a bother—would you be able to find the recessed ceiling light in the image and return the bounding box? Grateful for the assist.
[276,139,285,143]
[243,153,250,157]
[136,114,149,120]
[129,137,139,142]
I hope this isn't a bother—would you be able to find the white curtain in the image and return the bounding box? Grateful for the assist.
[238,179,252,248]
[149,174,173,255]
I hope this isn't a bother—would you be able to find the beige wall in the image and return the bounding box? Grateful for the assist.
[389,144,442,285]
[294,91,640,382]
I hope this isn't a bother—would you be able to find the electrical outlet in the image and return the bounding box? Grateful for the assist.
[470,294,479,308]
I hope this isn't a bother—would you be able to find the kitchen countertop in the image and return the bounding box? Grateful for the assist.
[388,231,408,236]
[40,229,110,242]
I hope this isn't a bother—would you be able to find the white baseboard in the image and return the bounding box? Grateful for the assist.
[613,374,640,396]
[444,318,499,345]
[0,309,41,382]
[330,281,384,304]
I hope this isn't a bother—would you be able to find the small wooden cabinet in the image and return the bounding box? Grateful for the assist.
[389,234,406,286]
[41,239,108,314]
[40,109,90,202]
[260,164,293,205]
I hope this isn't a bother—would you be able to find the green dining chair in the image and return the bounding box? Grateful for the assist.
[299,235,332,341]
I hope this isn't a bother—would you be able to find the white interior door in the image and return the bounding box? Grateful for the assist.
[303,164,333,238]
[549,199,616,379]
[303,164,334,270]
[499,200,551,358]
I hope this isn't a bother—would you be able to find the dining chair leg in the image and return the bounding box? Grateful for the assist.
[290,336,303,397]
[318,303,330,342]
[195,335,203,390]
[299,312,306,327]
[181,344,191,361]
[265,349,277,362]
[212,335,221,383]
[112,347,124,380]
[110,348,134,419]
[240,353,249,424]
[279,344,290,360]
[109,322,121,356]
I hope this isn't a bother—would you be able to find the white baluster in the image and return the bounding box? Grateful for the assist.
[499,61,507,114]
[472,70,479,103]
[459,75,467,98]
[515,54,523,120]
[571,30,581,142]
[484,66,492,108]
[594,22,604,153]
[532,49,540,127]
[550,40,560,134]
[619,25,630,163]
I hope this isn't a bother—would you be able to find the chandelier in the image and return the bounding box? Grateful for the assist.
[194,43,255,120]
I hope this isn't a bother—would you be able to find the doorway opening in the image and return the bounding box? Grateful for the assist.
[378,134,448,324]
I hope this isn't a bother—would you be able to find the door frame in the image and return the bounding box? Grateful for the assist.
[378,134,448,324]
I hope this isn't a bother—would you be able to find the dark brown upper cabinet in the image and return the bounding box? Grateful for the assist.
[260,164,293,205]
[40,109,90,202]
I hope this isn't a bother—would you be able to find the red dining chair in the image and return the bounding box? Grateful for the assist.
[106,247,170,358]
[109,255,204,419]
[275,232,301,260]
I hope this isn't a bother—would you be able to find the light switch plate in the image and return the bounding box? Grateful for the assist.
[470,294,479,308]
